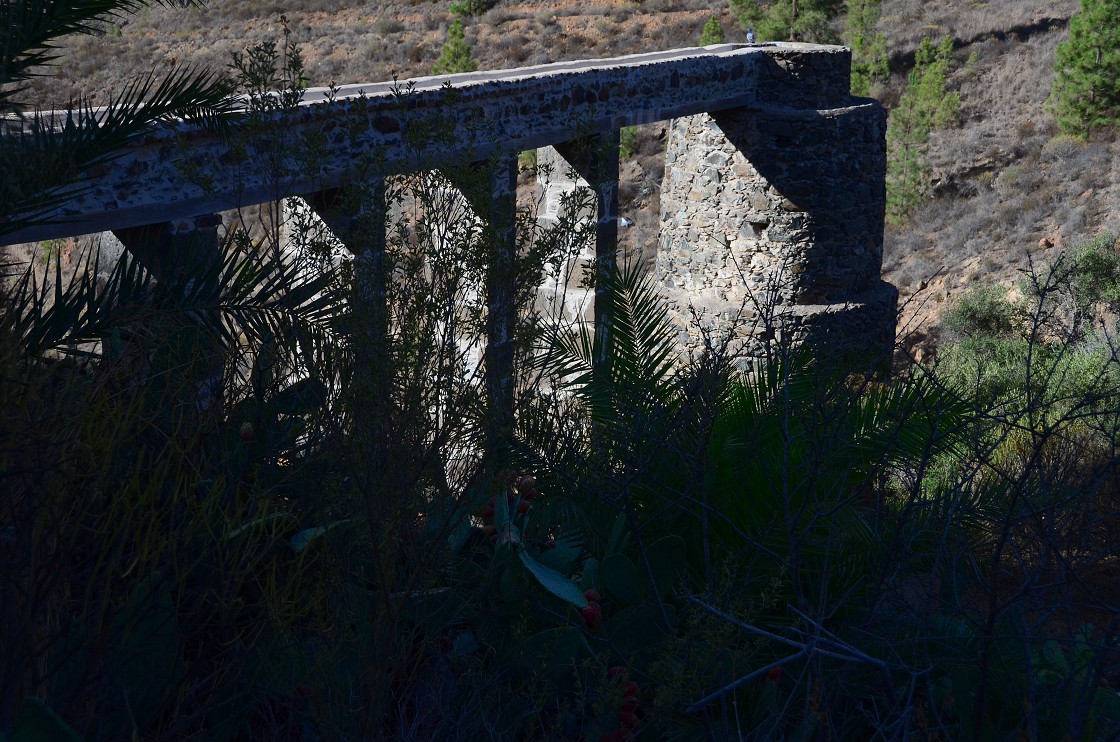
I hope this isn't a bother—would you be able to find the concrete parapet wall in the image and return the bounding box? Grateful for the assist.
[4,43,847,246]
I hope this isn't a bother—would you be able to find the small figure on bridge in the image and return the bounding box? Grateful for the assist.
[747,27,756,43]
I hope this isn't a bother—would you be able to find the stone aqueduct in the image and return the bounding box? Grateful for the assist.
[4,42,897,421]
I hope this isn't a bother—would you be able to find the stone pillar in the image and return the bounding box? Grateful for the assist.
[113,214,226,410]
[305,183,394,484]
[554,132,621,365]
[113,214,222,281]
[305,183,388,341]
[656,101,897,370]
[535,146,596,327]
[448,157,520,451]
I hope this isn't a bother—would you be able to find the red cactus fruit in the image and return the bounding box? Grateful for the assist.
[523,487,539,500]
[620,695,638,714]
[623,681,639,698]
[239,421,254,442]
[584,588,601,603]
[517,500,530,514]
[764,666,783,684]
[580,602,602,630]
[618,709,640,729]
[544,538,556,549]
[517,475,536,491]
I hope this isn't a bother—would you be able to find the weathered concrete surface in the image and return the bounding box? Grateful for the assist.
[3,43,849,245]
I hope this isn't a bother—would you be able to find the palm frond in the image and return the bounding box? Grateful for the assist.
[2,66,236,238]
[2,0,237,239]
[1,0,209,97]
[537,261,683,422]
[6,234,343,361]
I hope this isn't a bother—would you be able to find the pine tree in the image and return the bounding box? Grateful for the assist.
[728,0,842,43]
[1049,0,1120,135]
[700,16,725,45]
[432,19,478,75]
[449,0,496,17]
[886,36,960,223]
[844,0,888,97]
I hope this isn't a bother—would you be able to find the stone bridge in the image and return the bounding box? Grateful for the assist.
[3,42,896,426]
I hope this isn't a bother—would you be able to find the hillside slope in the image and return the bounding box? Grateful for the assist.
[877,0,1120,355]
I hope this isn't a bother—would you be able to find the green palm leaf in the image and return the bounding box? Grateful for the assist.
[6,235,342,361]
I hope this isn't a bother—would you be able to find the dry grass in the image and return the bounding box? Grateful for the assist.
[879,0,1080,53]
[24,0,728,107]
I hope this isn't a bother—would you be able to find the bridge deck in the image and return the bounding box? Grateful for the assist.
[3,42,851,245]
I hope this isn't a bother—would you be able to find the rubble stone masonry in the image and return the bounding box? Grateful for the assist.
[657,101,897,367]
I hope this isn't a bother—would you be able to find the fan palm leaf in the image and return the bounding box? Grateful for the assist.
[4,234,342,362]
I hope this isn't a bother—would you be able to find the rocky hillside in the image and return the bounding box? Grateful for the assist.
[875,0,1120,357]
[18,0,1120,353]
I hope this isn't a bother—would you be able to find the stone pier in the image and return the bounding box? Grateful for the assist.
[657,102,897,367]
